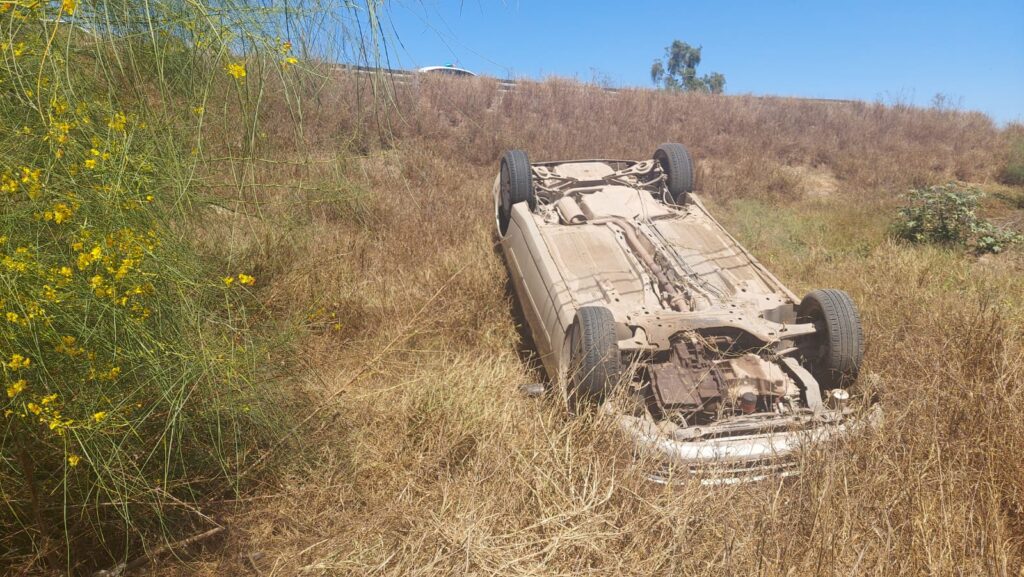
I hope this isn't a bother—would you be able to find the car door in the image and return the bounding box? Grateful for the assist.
[503,205,565,377]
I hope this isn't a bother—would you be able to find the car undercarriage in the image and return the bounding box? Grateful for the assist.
[495,144,869,482]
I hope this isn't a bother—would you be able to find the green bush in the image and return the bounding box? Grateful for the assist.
[893,183,1022,254]
[999,137,1024,185]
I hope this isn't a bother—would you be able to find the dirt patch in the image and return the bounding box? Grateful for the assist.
[701,160,840,199]
[784,164,840,197]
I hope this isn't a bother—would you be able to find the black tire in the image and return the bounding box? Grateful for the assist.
[798,289,864,389]
[653,143,695,203]
[567,306,622,411]
[497,149,534,236]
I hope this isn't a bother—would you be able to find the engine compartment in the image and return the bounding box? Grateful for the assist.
[645,334,801,423]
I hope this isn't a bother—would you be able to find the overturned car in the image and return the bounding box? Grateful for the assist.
[494,144,869,482]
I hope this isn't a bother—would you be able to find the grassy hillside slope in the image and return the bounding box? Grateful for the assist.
[164,74,1024,575]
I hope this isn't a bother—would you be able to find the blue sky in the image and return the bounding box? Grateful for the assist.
[379,0,1024,124]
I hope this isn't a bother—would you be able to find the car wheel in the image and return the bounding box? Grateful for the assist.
[653,143,695,203]
[497,149,534,236]
[798,289,864,389]
[566,306,622,412]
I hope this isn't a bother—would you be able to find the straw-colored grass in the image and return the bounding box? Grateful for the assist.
[152,73,1024,575]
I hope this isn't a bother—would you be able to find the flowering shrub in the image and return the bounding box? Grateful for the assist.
[0,0,291,568]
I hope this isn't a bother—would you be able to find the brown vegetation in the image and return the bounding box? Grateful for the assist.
[175,73,1023,575]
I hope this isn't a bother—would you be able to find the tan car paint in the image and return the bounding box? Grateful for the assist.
[499,161,814,380]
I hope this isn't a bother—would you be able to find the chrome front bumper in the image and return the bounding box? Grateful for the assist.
[618,407,881,485]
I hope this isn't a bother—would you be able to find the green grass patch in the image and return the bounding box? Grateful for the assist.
[1000,137,1024,185]
[710,196,889,283]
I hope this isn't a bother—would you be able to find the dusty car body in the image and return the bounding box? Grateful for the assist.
[494,144,867,482]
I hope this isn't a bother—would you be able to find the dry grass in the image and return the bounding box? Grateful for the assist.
[164,74,1023,576]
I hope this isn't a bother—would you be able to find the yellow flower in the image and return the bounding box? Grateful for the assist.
[49,415,73,432]
[223,276,234,286]
[2,256,28,272]
[84,158,97,169]
[27,402,41,415]
[40,393,57,405]
[108,112,127,131]
[67,454,80,467]
[61,0,75,14]
[114,258,134,280]
[5,312,18,323]
[7,354,31,370]
[6,379,26,398]
[20,167,40,183]
[145,194,154,202]
[237,273,255,286]
[193,106,204,116]
[56,335,83,357]
[92,411,107,423]
[42,285,58,301]
[59,266,72,277]
[282,56,298,68]
[51,203,73,224]
[225,62,246,79]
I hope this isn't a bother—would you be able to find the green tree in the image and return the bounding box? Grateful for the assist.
[650,40,726,93]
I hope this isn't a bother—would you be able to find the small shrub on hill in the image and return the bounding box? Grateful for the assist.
[999,136,1024,185]
[893,183,1022,254]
